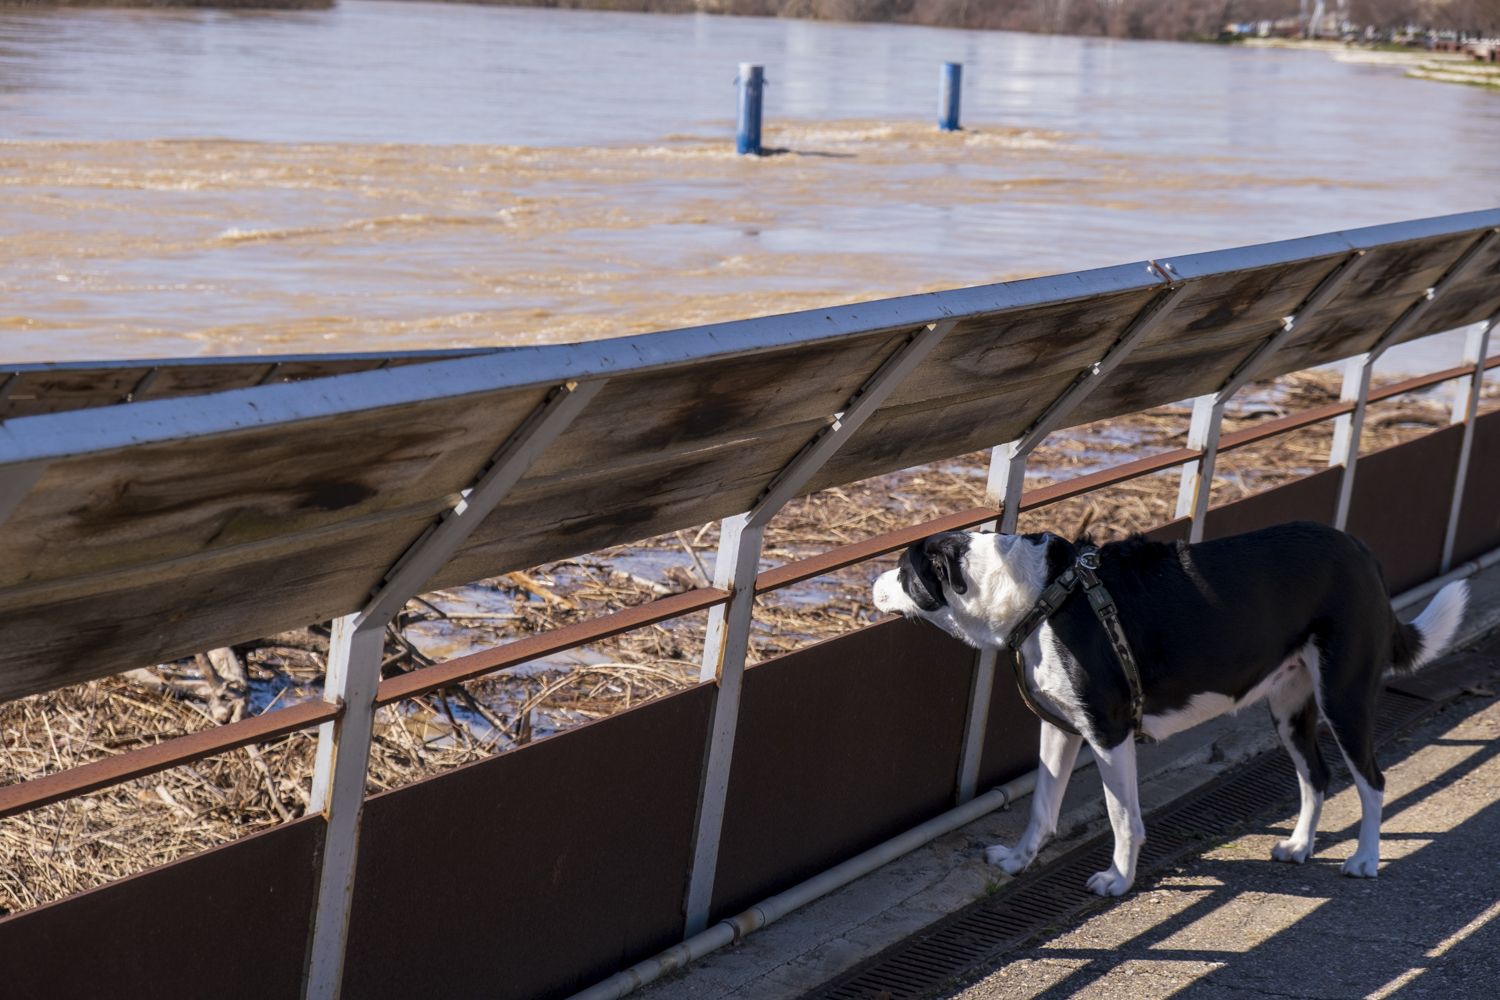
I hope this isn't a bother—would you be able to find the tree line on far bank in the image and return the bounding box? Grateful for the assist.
[492,0,1500,40]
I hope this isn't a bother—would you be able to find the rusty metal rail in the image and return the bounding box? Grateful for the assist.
[374,586,731,705]
[0,698,341,821]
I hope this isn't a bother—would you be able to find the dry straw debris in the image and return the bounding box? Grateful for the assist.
[0,370,1488,913]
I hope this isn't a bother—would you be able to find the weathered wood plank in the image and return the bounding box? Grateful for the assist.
[1272,230,1480,368]
[0,515,424,700]
[0,350,500,421]
[0,387,550,589]
[1079,256,1349,424]
[434,422,827,591]
[521,328,910,480]
[873,284,1164,411]
[1404,232,1500,340]
[0,367,152,419]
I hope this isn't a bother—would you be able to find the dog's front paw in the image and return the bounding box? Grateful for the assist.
[1271,837,1314,864]
[984,842,1034,876]
[1085,867,1132,897]
[1340,852,1379,878]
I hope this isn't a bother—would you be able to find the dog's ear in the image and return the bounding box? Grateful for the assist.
[927,534,969,596]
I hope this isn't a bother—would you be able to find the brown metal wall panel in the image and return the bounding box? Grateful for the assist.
[0,817,321,1000]
[342,683,714,1000]
[1453,409,1500,564]
[710,616,972,919]
[1347,425,1465,593]
[977,666,1042,791]
[1203,467,1342,541]
[1145,518,1191,543]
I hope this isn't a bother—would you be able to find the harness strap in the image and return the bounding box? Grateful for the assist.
[1004,546,1147,737]
[1004,566,1084,736]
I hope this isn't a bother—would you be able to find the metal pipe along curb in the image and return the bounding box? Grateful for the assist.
[1393,543,1500,611]
[568,770,1041,1000]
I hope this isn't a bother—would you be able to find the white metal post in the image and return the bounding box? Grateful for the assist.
[1441,313,1498,571]
[1174,394,1222,542]
[1329,352,1372,530]
[682,321,954,936]
[951,281,1185,804]
[303,380,603,1000]
[952,442,1021,804]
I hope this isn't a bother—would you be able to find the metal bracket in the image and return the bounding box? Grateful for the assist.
[302,378,604,1000]
[1442,312,1499,571]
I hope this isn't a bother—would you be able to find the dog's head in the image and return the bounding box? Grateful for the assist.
[872,530,1055,648]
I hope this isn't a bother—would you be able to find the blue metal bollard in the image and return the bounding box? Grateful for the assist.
[736,63,764,156]
[939,62,962,132]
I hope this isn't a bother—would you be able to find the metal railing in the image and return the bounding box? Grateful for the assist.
[1,325,1493,976]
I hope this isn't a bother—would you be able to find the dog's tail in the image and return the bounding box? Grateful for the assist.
[1390,580,1468,674]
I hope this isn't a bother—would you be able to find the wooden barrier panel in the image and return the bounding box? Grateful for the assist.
[806,275,1163,493]
[1079,238,1352,424]
[340,683,714,1000]
[1273,224,1485,370]
[0,817,322,1000]
[0,349,495,421]
[1405,229,1500,341]
[709,616,974,920]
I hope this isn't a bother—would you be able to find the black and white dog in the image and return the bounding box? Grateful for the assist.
[872,522,1467,897]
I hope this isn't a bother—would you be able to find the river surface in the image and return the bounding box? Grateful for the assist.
[1,2,1496,363]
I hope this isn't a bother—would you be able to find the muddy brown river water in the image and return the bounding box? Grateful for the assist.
[1,2,1496,363]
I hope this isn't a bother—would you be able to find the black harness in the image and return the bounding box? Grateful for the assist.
[1004,547,1146,737]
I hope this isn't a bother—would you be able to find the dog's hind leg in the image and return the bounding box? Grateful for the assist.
[986,721,1083,875]
[1306,635,1386,878]
[1087,737,1144,897]
[1267,650,1329,864]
